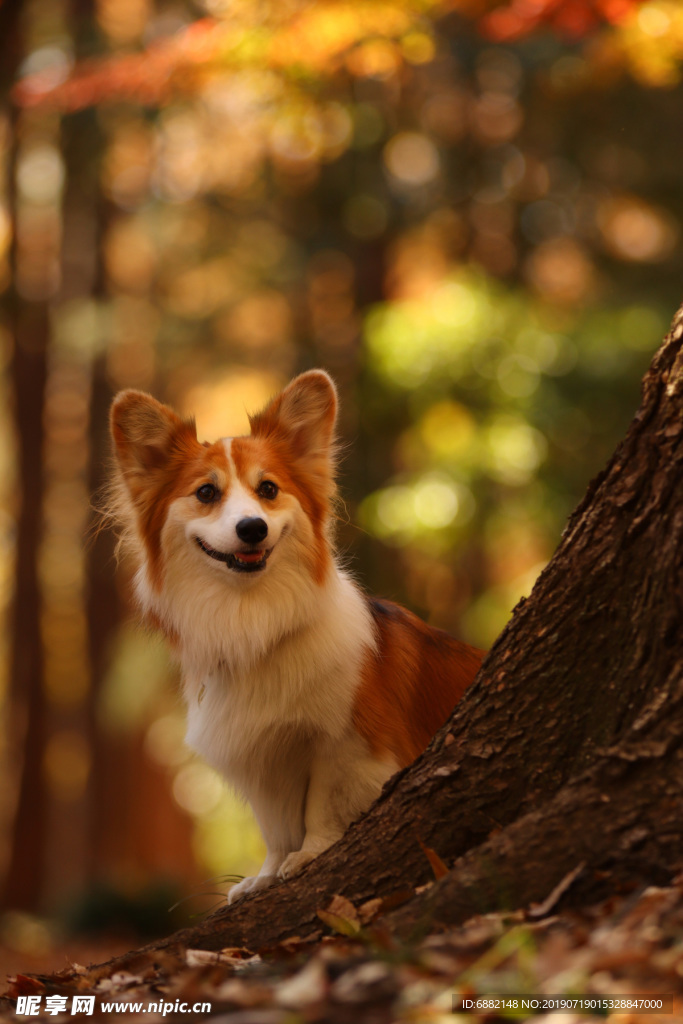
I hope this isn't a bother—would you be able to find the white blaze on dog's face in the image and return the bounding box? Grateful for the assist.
[110,371,338,592]
[182,454,286,576]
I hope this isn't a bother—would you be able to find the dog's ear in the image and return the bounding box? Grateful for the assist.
[250,370,337,460]
[111,390,197,484]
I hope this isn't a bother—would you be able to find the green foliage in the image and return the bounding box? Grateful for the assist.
[357,277,665,644]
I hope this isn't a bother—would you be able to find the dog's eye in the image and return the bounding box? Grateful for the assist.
[196,483,218,504]
[257,480,279,500]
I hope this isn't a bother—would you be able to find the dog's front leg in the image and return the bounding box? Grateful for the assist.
[277,737,397,880]
[277,759,341,880]
[226,848,289,904]
[227,780,306,904]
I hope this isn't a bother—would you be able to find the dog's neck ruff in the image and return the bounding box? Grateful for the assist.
[135,553,348,681]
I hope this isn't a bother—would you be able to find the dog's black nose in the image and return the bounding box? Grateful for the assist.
[236,517,268,544]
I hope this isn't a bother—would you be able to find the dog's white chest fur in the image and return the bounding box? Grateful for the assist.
[177,569,396,888]
[182,570,372,775]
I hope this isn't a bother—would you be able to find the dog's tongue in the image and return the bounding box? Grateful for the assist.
[234,550,264,564]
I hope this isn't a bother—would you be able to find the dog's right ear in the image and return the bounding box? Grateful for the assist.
[110,391,197,485]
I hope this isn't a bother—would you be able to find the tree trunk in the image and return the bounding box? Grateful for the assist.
[101,302,683,959]
[1,76,50,908]
[2,294,49,911]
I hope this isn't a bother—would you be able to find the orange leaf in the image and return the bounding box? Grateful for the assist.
[419,839,450,880]
[6,975,45,998]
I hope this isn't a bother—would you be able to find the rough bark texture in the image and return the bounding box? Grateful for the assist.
[101,303,683,961]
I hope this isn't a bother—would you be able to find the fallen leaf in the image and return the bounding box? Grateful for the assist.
[6,975,45,998]
[214,977,273,1007]
[358,897,383,925]
[419,839,450,880]
[379,888,414,912]
[414,882,434,896]
[317,895,361,937]
[330,961,397,1004]
[185,948,247,967]
[317,909,361,937]
[274,958,326,1008]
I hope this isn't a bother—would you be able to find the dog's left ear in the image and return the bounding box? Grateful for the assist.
[250,370,337,460]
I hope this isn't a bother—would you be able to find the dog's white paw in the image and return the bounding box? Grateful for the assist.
[227,874,277,904]
[277,850,316,879]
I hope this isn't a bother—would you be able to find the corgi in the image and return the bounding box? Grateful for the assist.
[110,370,484,903]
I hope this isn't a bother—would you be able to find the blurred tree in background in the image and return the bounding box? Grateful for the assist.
[0,0,681,942]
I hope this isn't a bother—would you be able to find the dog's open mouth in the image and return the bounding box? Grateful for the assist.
[196,537,271,573]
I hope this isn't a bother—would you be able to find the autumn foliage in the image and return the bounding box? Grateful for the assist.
[12,0,669,113]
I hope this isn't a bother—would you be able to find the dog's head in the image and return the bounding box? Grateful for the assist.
[110,371,338,593]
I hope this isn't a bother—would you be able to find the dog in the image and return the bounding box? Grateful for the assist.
[110,370,484,902]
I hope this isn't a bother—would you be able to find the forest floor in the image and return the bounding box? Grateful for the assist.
[1,875,681,1022]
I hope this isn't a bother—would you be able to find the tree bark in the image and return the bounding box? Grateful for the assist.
[100,302,683,960]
